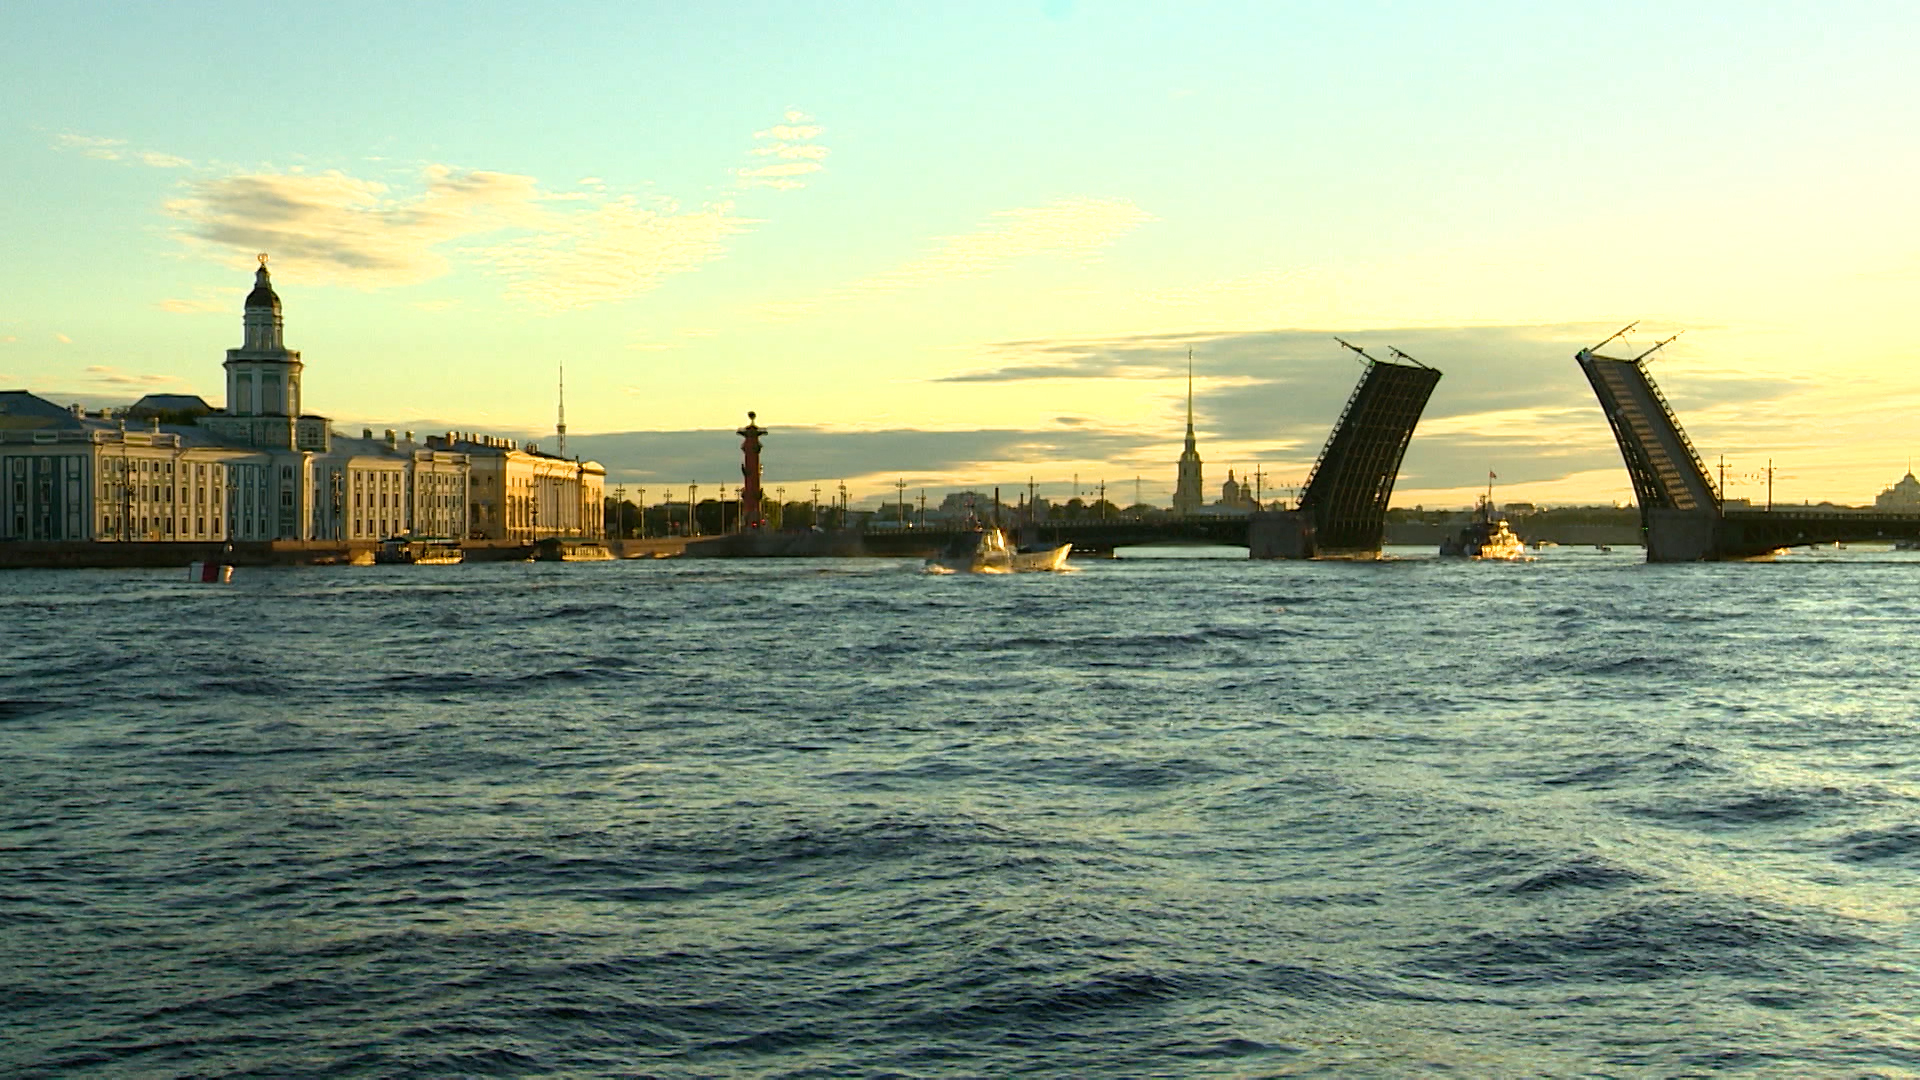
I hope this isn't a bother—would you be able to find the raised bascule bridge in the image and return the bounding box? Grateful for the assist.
[1247,341,1442,559]
[1577,325,1920,560]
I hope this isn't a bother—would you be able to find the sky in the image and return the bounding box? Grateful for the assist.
[4,1,1918,509]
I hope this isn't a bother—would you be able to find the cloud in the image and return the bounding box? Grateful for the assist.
[165,166,540,286]
[1,335,17,344]
[568,425,1162,487]
[927,323,1812,495]
[56,134,125,160]
[163,164,748,307]
[82,365,188,387]
[54,133,191,168]
[739,110,828,190]
[859,199,1152,294]
[55,333,73,344]
[475,198,750,309]
[157,288,232,314]
[760,198,1154,318]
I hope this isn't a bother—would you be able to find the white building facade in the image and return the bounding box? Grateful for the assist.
[1,259,603,546]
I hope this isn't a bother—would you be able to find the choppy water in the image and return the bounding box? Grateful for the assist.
[4,545,1919,1078]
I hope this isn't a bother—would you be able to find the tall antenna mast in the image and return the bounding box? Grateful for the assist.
[556,363,568,458]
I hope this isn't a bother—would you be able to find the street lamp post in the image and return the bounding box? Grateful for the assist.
[688,482,699,536]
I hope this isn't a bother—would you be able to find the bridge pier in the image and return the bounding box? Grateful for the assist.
[1248,510,1316,559]
[1644,508,1721,562]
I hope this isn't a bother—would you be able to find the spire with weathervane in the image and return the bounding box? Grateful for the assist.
[1171,348,1205,515]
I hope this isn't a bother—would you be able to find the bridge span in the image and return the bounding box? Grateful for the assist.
[1577,330,1920,560]
[1249,345,1441,559]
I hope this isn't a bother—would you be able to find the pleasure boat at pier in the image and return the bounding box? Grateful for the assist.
[375,536,464,564]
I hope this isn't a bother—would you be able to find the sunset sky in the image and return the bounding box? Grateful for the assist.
[5,1,1918,508]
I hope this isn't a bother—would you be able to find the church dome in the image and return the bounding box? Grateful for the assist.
[245,259,280,310]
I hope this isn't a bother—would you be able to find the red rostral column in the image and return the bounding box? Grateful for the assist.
[737,411,767,528]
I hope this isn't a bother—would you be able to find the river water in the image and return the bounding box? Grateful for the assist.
[4,546,1918,1078]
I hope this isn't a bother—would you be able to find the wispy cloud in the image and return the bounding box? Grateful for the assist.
[84,365,187,387]
[55,133,192,168]
[738,110,829,190]
[163,164,748,308]
[80,115,814,309]
[568,425,1161,486]
[55,333,73,344]
[860,198,1152,293]
[761,197,1153,318]
[156,287,233,314]
[915,323,1814,496]
[164,166,543,287]
[56,134,126,160]
[475,197,749,310]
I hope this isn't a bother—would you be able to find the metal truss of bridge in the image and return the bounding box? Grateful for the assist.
[1578,324,1920,560]
[1249,342,1442,559]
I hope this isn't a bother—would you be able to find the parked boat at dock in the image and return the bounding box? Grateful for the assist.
[375,537,464,565]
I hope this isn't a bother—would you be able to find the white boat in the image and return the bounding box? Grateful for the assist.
[927,527,1072,573]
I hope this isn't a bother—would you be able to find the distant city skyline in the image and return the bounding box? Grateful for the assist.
[5,1,1919,508]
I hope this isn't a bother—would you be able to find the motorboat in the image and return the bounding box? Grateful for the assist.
[375,536,464,564]
[927,526,1071,573]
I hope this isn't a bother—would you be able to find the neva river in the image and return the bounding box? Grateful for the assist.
[4,547,1919,1078]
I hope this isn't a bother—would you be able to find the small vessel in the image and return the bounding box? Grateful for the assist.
[1439,479,1528,560]
[375,536,464,564]
[532,537,615,561]
[927,526,1072,573]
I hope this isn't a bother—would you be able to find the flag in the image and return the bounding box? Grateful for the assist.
[1489,470,1498,480]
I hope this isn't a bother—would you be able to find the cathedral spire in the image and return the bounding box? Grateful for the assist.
[1172,347,1204,515]
[557,363,568,458]
[1175,349,1190,441]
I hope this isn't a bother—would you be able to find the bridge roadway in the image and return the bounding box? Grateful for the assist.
[1711,508,1920,558]
[858,518,1252,557]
